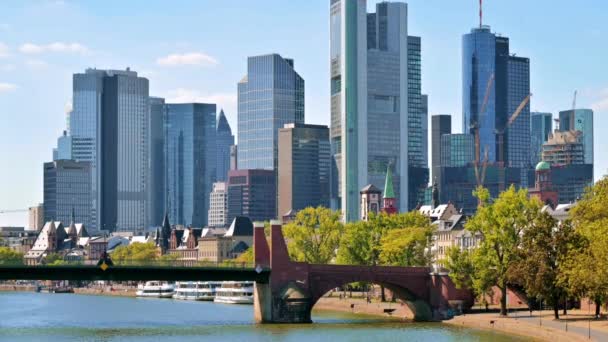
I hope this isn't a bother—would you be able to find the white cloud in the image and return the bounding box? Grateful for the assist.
[25,59,49,69]
[165,88,237,114]
[0,43,9,58]
[19,42,89,55]
[0,82,17,93]
[156,52,218,67]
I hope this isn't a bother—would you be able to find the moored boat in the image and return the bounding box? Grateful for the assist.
[213,281,254,304]
[136,281,175,298]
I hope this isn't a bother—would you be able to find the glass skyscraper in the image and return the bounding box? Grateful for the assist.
[559,109,594,165]
[331,0,411,220]
[440,134,475,168]
[237,54,304,171]
[165,103,217,228]
[43,160,92,228]
[530,112,553,166]
[71,68,149,232]
[216,109,234,182]
[148,97,165,227]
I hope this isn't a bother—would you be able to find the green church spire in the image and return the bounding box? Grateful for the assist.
[383,165,395,199]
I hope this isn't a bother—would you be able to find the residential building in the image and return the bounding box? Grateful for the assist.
[43,160,92,228]
[559,109,594,165]
[208,182,229,228]
[216,109,234,182]
[440,134,475,168]
[237,54,304,171]
[431,114,452,183]
[165,103,217,228]
[197,217,253,263]
[277,123,330,217]
[148,97,165,228]
[227,169,276,223]
[28,204,44,231]
[0,227,37,254]
[530,112,553,166]
[542,130,585,166]
[71,68,150,232]
[330,0,411,220]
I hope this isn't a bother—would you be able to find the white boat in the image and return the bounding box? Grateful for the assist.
[173,281,222,301]
[214,281,254,304]
[136,281,175,298]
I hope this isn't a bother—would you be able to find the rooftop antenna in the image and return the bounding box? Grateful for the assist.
[479,0,483,28]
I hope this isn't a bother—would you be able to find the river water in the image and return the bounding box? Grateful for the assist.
[0,292,520,341]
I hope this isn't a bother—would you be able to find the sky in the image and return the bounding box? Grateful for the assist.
[0,0,607,226]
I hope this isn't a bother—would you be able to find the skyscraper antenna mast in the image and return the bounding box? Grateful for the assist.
[479,0,483,28]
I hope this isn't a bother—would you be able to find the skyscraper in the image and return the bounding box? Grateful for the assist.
[208,182,228,228]
[441,134,475,168]
[227,169,276,224]
[52,130,72,161]
[165,103,217,227]
[148,97,165,227]
[462,26,530,169]
[216,109,234,182]
[43,160,92,228]
[277,123,330,217]
[237,54,304,171]
[530,112,553,166]
[330,0,410,221]
[71,68,149,232]
[559,109,594,165]
[431,115,452,181]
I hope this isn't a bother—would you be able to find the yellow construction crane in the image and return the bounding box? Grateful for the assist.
[472,73,494,188]
[495,93,532,162]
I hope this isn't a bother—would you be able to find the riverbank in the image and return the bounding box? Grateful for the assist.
[73,287,136,297]
[313,297,604,341]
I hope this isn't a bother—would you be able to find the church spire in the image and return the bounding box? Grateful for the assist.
[383,164,395,199]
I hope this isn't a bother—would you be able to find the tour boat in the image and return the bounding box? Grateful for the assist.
[136,281,175,298]
[213,281,254,304]
[173,281,222,301]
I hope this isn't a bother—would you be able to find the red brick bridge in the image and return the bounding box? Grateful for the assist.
[253,221,474,323]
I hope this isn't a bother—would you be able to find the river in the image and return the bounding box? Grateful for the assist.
[0,292,522,341]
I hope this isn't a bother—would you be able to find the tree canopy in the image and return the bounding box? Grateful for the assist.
[0,247,23,265]
[111,242,158,264]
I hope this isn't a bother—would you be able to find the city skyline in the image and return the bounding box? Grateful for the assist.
[1,0,607,226]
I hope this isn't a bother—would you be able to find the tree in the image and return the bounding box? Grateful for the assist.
[379,225,433,267]
[511,211,581,319]
[466,185,539,316]
[111,242,158,265]
[283,207,343,264]
[444,246,494,311]
[235,247,253,264]
[560,178,608,317]
[0,247,23,265]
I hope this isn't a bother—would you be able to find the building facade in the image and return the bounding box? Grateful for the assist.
[530,112,553,166]
[71,68,149,232]
[559,109,594,165]
[431,115,452,182]
[227,169,276,223]
[216,110,234,182]
[542,130,585,167]
[277,123,331,217]
[208,182,229,228]
[148,97,165,228]
[43,160,92,228]
[330,0,411,220]
[28,204,44,231]
[165,103,217,228]
[53,131,72,161]
[440,134,475,168]
[237,54,304,171]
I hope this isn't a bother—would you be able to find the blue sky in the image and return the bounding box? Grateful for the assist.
[1,0,606,226]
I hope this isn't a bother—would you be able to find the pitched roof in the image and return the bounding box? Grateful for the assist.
[216,109,232,134]
[225,217,253,237]
[360,184,381,193]
[384,166,395,199]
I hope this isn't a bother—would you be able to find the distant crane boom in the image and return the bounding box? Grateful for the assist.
[0,209,28,214]
[507,93,532,126]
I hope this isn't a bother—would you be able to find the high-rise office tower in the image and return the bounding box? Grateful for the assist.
[441,134,475,168]
[52,130,72,161]
[43,160,92,228]
[431,115,452,181]
[165,103,217,227]
[230,145,238,171]
[148,97,165,227]
[227,169,276,224]
[330,0,411,221]
[277,123,331,217]
[71,68,149,232]
[216,110,234,182]
[208,182,228,228]
[559,109,593,165]
[462,26,530,169]
[530,112,553,166]
[237,54,304,171]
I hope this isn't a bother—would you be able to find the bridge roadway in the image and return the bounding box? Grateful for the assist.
[0,264,271,283]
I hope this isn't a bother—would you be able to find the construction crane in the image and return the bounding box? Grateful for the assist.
[472,73,495,188]
[0,209,28,214]
[495,93,532,162]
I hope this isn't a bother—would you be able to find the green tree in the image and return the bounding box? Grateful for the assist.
[510,211,581,319]
[560,178,608,317]
[379,225,433,267]
[0,247,23,265]
[283,207,343,264]
[111,242,158,265]
[444,246,494,311]
[337,220,377,266]
[235,247,253,264]
[465,185,539,316]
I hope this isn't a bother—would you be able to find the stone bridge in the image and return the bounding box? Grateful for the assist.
[253,221,474,323]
